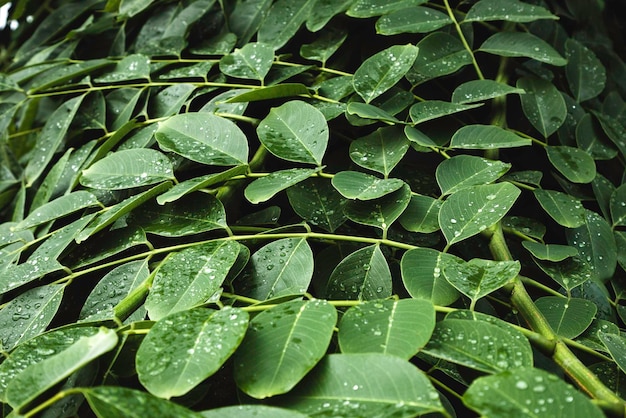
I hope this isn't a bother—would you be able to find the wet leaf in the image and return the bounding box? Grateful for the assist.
[534,256,592,291]
[479,32,567,65]
[245,168,321,204]
[225,84,311,103]
[522,242,578,262]
[449,124,531,149]
[565,38,605,103]
[517,76,567,138]
[610,184,626,227]
[451,79,525,104]
[546,146,596,184]
[95,54,150,83]
[443,258,520,304]
[598,332,626,376]
[201,405,307,418]
[398,193,442,233]
[286,178,347,232]
[300,28,347,65]
[347,0,428,18]
[376,6,451,35]
[401,248,461,306]
[219,43,274,82]
[535,296,596,339]
[332,171,404,200]
[15,191,100,231]
[464,0,557,23]
[234,299,337,398]
[257,0,316,50]
[436,155,511,196]
[533,188,586,228]
[409,100,482,125]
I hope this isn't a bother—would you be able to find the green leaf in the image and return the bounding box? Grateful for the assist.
[522,242,578,262]
[25,95,84,186]
[225,84,311,103]
[409,100,482,125]
[398,194,442,233]
[275,353,443,415]
[449,125,531,149]
[517,76,567,138]
[156,113,249,166]
[403,234,470,290]
[436,155,511,196]
[0,284,64,351]
[423,319,533,373]
[219,43,274,82]
[576,114,618,161]
[407,32,472,85]
[451,79,525,104]
[464,0,557,23]
[598,332,626,376]
[127,193,227,237]
[464,367,605,417]
[345,102,401,125]
[6,327,118,411]
[479,32,567,65]
[257,0,315,50]
[345,183,411,231]
[300,27,347,65]
[228,0,272,46]
[443,259,520,304]
[534,256,592,291]
[201,405,308,418]
[610,184,626,227]
[535,297,597,338]
[95,54,150,83]
[546,146,596,184]
[156,165,248,205]
[234,299,337,398]
[80,149,174,190]
[81,386,203,418]
[565,38,606,102]
[145,241,240,320]
[326,244,392,300]
[353,44,418,103]
[119,0,156,17]
[347,0,428,18]
[305,0,352,32]
[137,307,248,399]
[376,6,451,35]
[106,88,144,131]
[349,125,409,177]
[338,299,435,359]
[566,209,617,282]
[149,83,196,118]
[533,188,586,227]
[15,191,100,231]
[236,238,314,300]
[439,183,521,246]
[257,100,328,165]
[286,178,347,232]
[332,171,404,200]
[245,168,321,204]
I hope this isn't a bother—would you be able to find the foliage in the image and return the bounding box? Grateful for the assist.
[0,0,625,416]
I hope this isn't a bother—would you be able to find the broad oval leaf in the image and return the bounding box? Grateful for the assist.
[353,44,419,103]
[80,149,174,190]
[257,100,328,165]
[449,124,531,149]
[156,113,249,166]
[349,125,409,176]
[464,0,557,23]
[245,168,320,204]
[6,327,118,411]
[137,307,249,399]
[533,188,586,228]
[15,191,100,231]
[546,146,596,184]
[376,6,451,35]
[610,184,626,227]
[95,54,150,83]
[464,367,605,417]
[478,32,567,65]
[201,405,307,418]
[326,244,392,300]
[565,38,606,103]
[535,296,596,339]
[408,32,472,85]
[517,76,567,138]
[219,42,274,81]
[345,102,401,125]
[344,183,411,231]
[300,27,347,65]
[273,353,444,416]
[451,79,525,104]
[522,242,578,262]
[398,193,442,233]
[338,299,435,359]
[534,256,592,291]
[257,0,315,50]
[409,100,482,125]
[439,182,521,246]
[235,238,314,300]
[234,299,337,398]
[598,332,626,377]
[423,319,533,373]
[436,155,511,196]
[443,259,520,305]
[225,84,311,103]
[286,178,347,232]
[400,248,461,306]
[347,0,429,18]
[145,241,240,320]
[331,171,404,200]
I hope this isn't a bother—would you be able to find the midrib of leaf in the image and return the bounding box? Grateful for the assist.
[275,113,319,165]
[269,302,308,388]
[268,238,305,296]
[365,48,410,104]
[382,301,397,355]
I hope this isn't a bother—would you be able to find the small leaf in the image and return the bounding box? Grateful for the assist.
[464,0,557,23]
[398,194,442,233]
[156,113,249,166]
[349,125,410,177]
[245,168,321,204]
[598,332,626,376]
[533,188,586,227]
[464,367,604,417]
[225,84,311,103]
[522,242,578,262]
[345,183,411,231]
[95,54,150,83]
[300,27,347,65]
[146,241,240,320]
[409,100,482,125]
[15,191,100,231]
[137,307,248,399]
[149,83,196,118]
[338,299,435,359]
[423,319,532,373]
[478,32,567,65]
[234,300,337,398]
[534,256,592,291]
[546,146,596,184]
[257,100,328,165]
[408,32,472,85]
[347,0,429,18]
[353,44,418,103]
[610,184,626,227]
[219,43,274,82]
[443,259,520,304]
[228,0,272,47]
[449,125,531,149]
[326,244,392,300]
[400,249,462,306]
[201,405,307,418]
[332,171,404,200]
[80,149,174,190]
[517,76,567,138]
[436,155,511,196]
[565,38,606,102]
[286,178,347,232]
[535,297,597,339]
[451,79,525,104]
[257,0,315,50]
[376,6,451,35]
[235,238,314,300]
[439,183,521,246]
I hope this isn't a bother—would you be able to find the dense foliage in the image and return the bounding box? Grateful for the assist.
[0,0,625,416]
